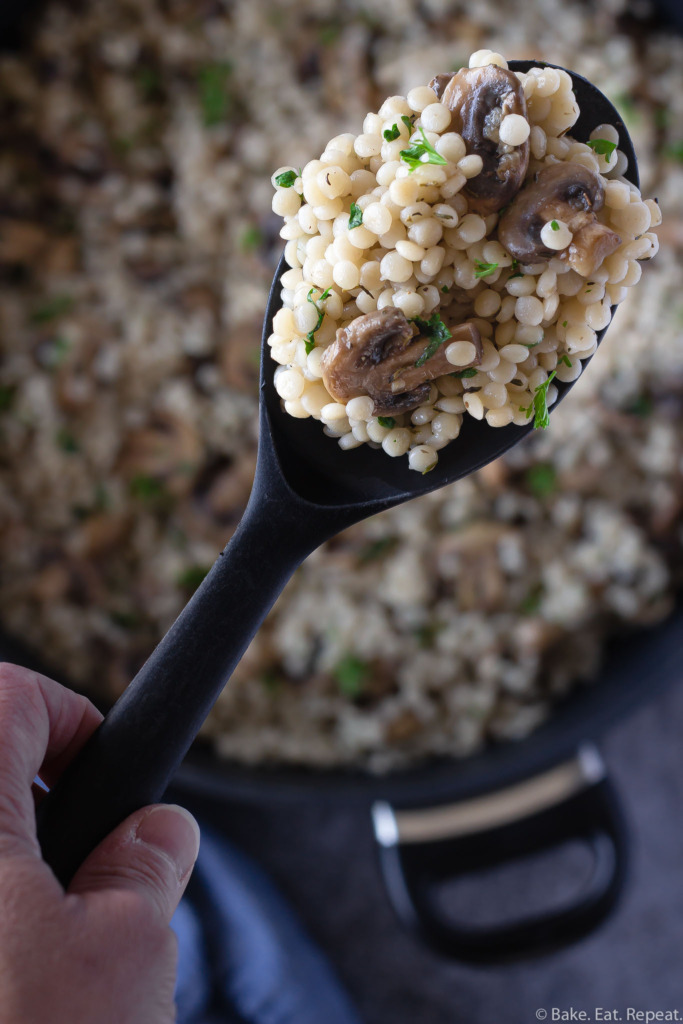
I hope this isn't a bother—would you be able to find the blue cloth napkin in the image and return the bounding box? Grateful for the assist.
[171,827,363,1024]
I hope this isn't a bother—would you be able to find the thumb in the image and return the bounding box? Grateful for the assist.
[67,804,200,923]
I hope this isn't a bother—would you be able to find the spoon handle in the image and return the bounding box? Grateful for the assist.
[35,478,345,887]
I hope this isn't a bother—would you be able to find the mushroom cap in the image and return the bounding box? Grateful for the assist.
[441,65,530,216]
[320,308,482,417]
[498,160,621,275]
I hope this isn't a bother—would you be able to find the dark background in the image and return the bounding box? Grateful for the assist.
[175,674,683,1022]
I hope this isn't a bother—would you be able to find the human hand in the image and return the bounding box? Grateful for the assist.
[0,662,200,1024]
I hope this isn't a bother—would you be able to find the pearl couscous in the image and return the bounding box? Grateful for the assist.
[269,50,659,472]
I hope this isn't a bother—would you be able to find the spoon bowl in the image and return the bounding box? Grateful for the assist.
[35,62,638,885]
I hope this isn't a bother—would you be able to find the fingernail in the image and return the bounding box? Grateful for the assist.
[136,805,200,881]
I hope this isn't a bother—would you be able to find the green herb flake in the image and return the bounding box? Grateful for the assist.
[520,583,544,616]
[377,416,395,429]
[348,202,363,229]
[176,565,210,591]
[525,462,557,498]
[441,285,450,293]
[562,320,568,328]
[511,258,519,271]
[474,260,499,279]
[275,170,297,188]
[383,123,401,142]
[450,367,478,379]
[0,385,14,412]
[558,354,572,367]
[198,61,234,127]
[587,138,618,157]
[401,114,415,131]
[259,669,282,695]
[334,654,369,698]
[663,140,683,163]
[508,271,524,280]
[400,127,448,173]
[411,313,452,367]
[520,370,557,430]
[304,287,331,354]
[240,225,263,253]
[550,219,559,230]
[627,394,654,417]
[357,536,399,565]
[55,427,79,453]
[129,475,167,501]
[30,294,74,324]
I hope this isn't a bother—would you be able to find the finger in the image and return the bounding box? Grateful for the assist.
[68,804,200,925]
[0,663,102,856]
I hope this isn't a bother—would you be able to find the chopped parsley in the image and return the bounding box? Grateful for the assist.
[304,287,331,354]
[558,354,572,367]
[275,170,297,188]
[587,138,617,158]
[474,260,499,279]
[627,394,654,417]
[30,294,74,324]
[508,272,524,280]
[562,320,568,328]
[129,475,168,501]
[377,416,395,429]
[240,225,263,253]
[357,536,399,564]
[348,202,363,229]
[411,313,452,367]
[550,219,559,230]
[176,565,210,591]
[400,127,447,173]
[383,123,401,141]
[525,462,557,498]
[197,61,234,127]
[520,582,544,616]
[55,427,79,453]
[0,385,14,412]
[511,258,519,271]
[334,654,368,698]
[664,140,683,163]
[401,114,415,131]
[450,367,478,379]
[520,370,557,430]
[441,285,450,293]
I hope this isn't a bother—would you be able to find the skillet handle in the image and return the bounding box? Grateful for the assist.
[372,745,627,962]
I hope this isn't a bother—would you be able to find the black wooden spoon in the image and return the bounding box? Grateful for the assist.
[36,62,638,885]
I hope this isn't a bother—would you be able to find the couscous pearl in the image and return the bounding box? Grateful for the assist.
[408,219,443,247]
[610,202,651,236]
[436,132,467,163]
[346,396,375,420]
[515,295,545,326]
[499,113,530,146]
[362,202,393,236]
[275,369,305,401]
[515,324,544,346]
[456,213,487,243]
[294,303,320,335]
[432,202,459,228]
[408,445,438,473]
[380,251,413,282]
[556,357,582,383]
[382,428,412,456]
[457,154,484,178]
[431,412,461,439]
[421,102,451,133]
[347,225,377,250]
[354,133,382,158]
[481,382,509,408]
[585,301,612,331]
[590,123,619,145]
[463,393,485,419]
[333,260,360,290]
[534,67,561,97]
[284,399,309,419]
[489,358,517,384]
[356,290,377,314]
[486,407,514,427]
[435,396,466,414]
[395,239,426,261]
[321,402,349,422]
[417,284,440,314]
[540,219,572,249]
[393,290,424,318]
[301,384,331,416]
[507,275,536,297]
[338,433,362,450]
[411,406,435,425]
[469,49,507,69]
[389,177,420,207]
[407,85,438,111]
[306,347,324,377]
[446,340,477,366]
[474,289,501,317]
[499,343,531,363]
[478,339,501,372]
[441,171,468,198]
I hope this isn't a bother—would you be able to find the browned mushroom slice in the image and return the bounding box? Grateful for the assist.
[428,72,456,100]
[320,307,482,417]
[441,65,530,215]
[497,161,621,275]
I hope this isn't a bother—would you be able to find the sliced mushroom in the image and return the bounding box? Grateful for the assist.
[320,307,482,417]
[497,161,621,275]
[428,72,456,100]
[441,65,530,215]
